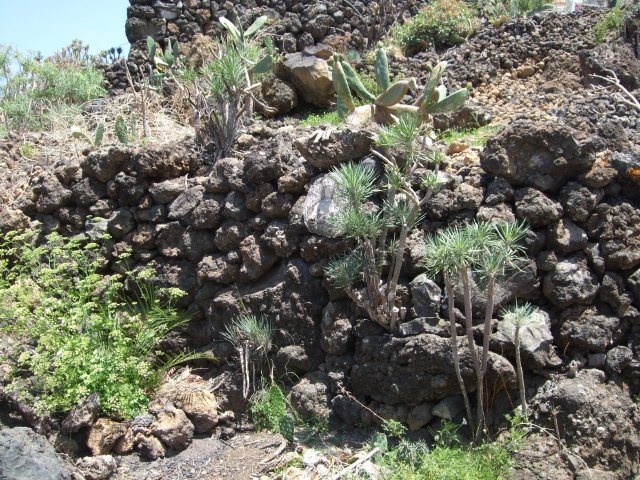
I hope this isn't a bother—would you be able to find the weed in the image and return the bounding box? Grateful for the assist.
[391,0,479,54]
[299,110,343,128]
[0,230,213,419]
[19,142,40,159]
[594,7,625,43]
[439,124,499,147]
[382,419,408,439]
[250,382,296,443]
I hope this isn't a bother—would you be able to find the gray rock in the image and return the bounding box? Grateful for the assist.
[0,427,71,480]
[295,127,374,170]
[543,255,599,308]
[514,188,563,227]
[426,183,484,220]
[494,309,560,369]
[214,221,249,252]
[75,455,117,480]
[61,393,101,433]
[149,178,188,204]
[351,333,516,405]
[275,345,315,375]
[72,178,107,207]
[134,433,166,460]
[321,301,355,355]
[431,396,465,420]
[547,219,588,254]
[290,371,331,421]
[599,271,632,316]
[629,268,640,308]
[484,177,514,206]
[81,147,129,183]
[168,186,204,220]
[480,120,595,192]
[559,181,603,223]
[259,74,298,117]
[262,192,294,219]
[107,208,135,239]
[239,234,278,281]
[410,274,442,319]
[197,254,240,284]
[407,403,434,431]
[531,369,640,476]
[223,191,251,221]
[559,306,628,353]
[398,317,450,337]
[606,346,633,374]
[36,176,73,214]
[303,174,347,238]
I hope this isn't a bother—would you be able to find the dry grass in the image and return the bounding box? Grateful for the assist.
[0,90,193,208]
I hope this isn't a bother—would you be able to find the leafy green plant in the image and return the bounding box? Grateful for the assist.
[0,45,105,133]
[439,124,499,147]
[299,110,343,128]
[325,113,444,330]
[508,0,554,17]
[372,421,517,480]
[391,0,479,54]
[222,313,274,399]
[19,142,40,159]
[383,419,408,439]
[0,230,213,419]
[422,221,529,442]
[250,382,295,443]
[332,46,469,126]
[594,6,625,43]
[501,302,543,417]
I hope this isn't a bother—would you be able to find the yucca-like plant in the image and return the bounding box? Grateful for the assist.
[222,313,274,399]
[325,112,444,330]
[422,220,529,442]
[501,302,542,418]
[332,46,469,126]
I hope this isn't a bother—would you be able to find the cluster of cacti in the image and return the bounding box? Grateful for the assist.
[71,123,105,147]
[332,46,470,126]
[70,114,136,147]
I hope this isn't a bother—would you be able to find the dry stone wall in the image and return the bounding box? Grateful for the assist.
[9,111,640,434]
[125,0,423,53]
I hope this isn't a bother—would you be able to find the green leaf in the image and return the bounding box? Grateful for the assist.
[245,15,268,38]
[279,414,295,443]
[375,79,416,107]
[342,61,375,103]
[250,55,273,76]
[423,61,447,107]
[115,115,128,144]
[71,129,93,145]
[424,88,469,114]
[146,36,156,58]
[375,46,390,92]
[94,123,105,147]
[220,16,242,43]
[332,56,356,119]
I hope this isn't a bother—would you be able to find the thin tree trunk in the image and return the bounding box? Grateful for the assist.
[445,276,474,434]
[386,222,409,330]
[475,275,495,443]
[515,325,527,417]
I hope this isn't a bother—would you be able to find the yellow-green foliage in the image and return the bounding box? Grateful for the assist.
[594,7,624,43]
[0,45,105,133]
[0,231,206,418]
[392,0,479,54]
[299,110,343,127]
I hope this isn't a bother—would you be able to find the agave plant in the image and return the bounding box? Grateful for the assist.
[332,46,470,126]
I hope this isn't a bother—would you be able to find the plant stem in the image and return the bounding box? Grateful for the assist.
[475,274,495,443]
[515,324,527,417]
[445,275,474,435]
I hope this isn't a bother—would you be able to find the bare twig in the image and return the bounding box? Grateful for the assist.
[331,447,380,480]
[590,69,640,111]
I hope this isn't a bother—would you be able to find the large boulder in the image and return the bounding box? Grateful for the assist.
[559,305,628,353]
[0,427,71,480]
[295,127,374,170]
[543,254,600,308]
[350,331,516,405]
[290,371,332,421]
[151,404,194,451]
[532,369,640,477]
[75,455,117,480]
[282,52,333,107]
[86,418,127,456]
[60,393,100,434]
[259,74,298,117]
[481,120,595,192]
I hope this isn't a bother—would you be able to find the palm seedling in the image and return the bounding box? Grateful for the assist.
[325,113,444,330]
[501,302,542,418]
[422,221,529,442]
[332,45,469,126]
[222,313,274,399]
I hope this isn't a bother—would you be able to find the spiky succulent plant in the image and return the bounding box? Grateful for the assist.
[332,46,470,126]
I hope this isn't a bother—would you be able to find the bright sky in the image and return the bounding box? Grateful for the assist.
[1,0,130,57]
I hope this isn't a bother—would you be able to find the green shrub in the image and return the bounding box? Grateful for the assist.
[374,422,518,480]
[0,230,209,419]
[250,382,295,443]
[392,0,479,54]
[594,7,625,43]
[0,45,105,132]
